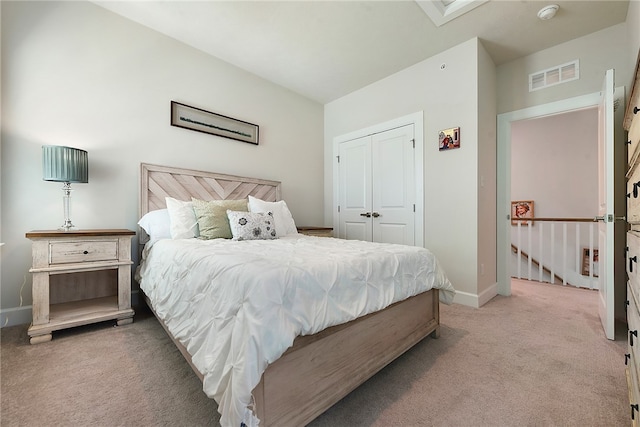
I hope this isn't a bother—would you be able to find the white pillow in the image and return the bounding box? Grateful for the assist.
[226,210,277,241]
[248,195,297,237]
[165,197,199,239]
[138,209,171,241]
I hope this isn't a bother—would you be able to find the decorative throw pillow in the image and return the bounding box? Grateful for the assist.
[226,210,277,241]
[248,195,298,237]
[138,208,171,242]
[192,198,248,239]
[165,197,199,239]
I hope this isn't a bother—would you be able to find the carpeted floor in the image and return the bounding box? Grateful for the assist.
[0,280,629,426]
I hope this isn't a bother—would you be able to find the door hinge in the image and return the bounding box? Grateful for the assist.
[337,205,340,213]
[413,204,416,212]
[411,139,415,149]
[336,155,340,163]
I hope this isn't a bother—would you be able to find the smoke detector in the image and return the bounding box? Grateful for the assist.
[537,4,559,20]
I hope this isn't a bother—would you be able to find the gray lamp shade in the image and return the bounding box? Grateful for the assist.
[42,145,88,183]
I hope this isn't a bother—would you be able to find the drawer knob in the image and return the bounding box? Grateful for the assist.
[83,250,89,255]
[630,256,638,273]
[630,330,638,346]
[626,353,631,365]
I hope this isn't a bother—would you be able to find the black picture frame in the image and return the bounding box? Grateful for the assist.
[170,101,259,145]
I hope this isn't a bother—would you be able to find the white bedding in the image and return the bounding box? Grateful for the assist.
[136,234,455,426]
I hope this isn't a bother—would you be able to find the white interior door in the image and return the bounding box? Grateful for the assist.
[597,68,615,340]
[338,136,372,241]
[371,125,415,245]
[338,125,415,244]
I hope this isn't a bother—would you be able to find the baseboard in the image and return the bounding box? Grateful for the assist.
[452,282,498,308]
[1,290,141,328]
[0,305,32,328]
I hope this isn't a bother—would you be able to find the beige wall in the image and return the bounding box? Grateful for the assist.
[627,0,640,87]
[477,40,497,303]
[0,1,324,326]
[497,23,629,115]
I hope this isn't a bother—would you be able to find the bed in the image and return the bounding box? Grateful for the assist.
[135,163,455,427]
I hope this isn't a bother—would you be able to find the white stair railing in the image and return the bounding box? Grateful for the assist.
[511,217,599,289]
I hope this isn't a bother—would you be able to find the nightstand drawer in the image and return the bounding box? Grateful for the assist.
[50,240,118,264]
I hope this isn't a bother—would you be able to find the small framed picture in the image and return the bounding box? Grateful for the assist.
[581,248,599,277]
[511,200,534,226]
[438,127,460,151]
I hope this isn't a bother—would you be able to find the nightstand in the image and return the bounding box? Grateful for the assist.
[297,226,334,238]
[25,229,135,344]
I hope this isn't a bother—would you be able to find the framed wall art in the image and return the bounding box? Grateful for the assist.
[438,127,460,151]
[511,200,534,226]
[171,101,259,145]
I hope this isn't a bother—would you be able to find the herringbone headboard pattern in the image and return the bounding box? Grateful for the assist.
[140,163,281,216]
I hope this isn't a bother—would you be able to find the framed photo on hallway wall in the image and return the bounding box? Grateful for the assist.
[511,200,534,226]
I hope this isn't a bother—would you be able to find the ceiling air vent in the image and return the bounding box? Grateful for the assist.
[529,60,579,92]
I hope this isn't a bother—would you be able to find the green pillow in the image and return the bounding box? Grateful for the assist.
[191,198,248,239]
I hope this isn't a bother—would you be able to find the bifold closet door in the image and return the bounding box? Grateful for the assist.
[338,125,415,245]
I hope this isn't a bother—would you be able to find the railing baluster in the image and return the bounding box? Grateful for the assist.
[576,223,581,284]
[550,223,555,284]
[517,222,522,279]
[539,221,544,282]
[589,222,595,289]
[562,222,567,286]
[527,222,532,280]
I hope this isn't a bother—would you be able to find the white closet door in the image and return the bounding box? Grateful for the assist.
[338,135,372,241]
[372,125,415,245]
[338,125,415,244]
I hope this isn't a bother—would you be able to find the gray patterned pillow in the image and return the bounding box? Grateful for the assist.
[226,210,277,241]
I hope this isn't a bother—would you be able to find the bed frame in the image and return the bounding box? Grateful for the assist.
[138,163,440,426]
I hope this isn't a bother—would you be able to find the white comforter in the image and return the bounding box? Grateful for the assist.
[137,235,455,426]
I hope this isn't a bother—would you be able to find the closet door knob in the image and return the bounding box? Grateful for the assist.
[359,212,371,218]
[372,212,380,218]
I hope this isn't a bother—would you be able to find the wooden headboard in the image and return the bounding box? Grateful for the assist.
[139,163,282,218]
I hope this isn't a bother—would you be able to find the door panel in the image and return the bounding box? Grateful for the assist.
[372,125,415,245]
[597,68,615,340]
[338,136,372,242]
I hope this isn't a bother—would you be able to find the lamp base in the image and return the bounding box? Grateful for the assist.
[58,220,77,231]
[60,182,78,231]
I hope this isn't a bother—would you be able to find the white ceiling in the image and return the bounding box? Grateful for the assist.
[92,0,630,104]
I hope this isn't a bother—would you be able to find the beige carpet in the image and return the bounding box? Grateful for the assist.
[1,280,629,426]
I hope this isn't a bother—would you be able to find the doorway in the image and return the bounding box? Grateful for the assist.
[510,108,599,289]
[498,92,602,296]
[497,86,627,329]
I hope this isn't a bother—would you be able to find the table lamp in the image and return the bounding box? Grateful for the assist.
[42,145,88,230]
